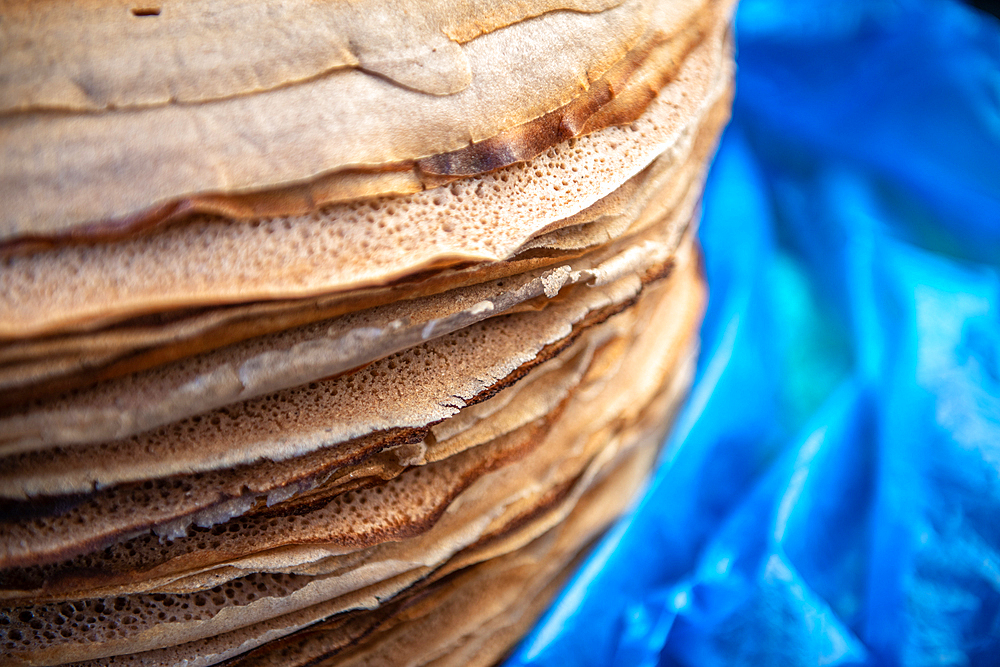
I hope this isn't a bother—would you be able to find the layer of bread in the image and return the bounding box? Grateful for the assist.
[0,231,701,593]
[0,0,724,244]
[0,259,703,664]
[0,18,733,338]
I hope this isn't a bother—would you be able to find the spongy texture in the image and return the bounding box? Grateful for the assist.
[113,326,628,599]
[54,570,426,667]
[0,402,580,661]
[426,339,594,462]
[0,136,691,406]
[0,320,601,574]
[0,428,416,571]
[55,405,667,667]
[0,447,532,664]
[0,0,670,242]
[0,16,734,338]
[0,571,311,656]
[0,208,689,460]
[0,83,732,415]
[0,170,649,408]
[223,402,668,667]
[0,202,709,587]
[0,412,551,602]
[0,231,699,609]
[0,332,680,667]
[0,238,568,409]
[0,251,703,665]
[0,240,689,596]
[0,5,738,665]
[0,68,732,414]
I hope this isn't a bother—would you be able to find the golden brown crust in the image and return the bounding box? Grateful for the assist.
[0,0,671,245]
[0,0,627,113]
[0,3,735,664]
[0,26,733,342]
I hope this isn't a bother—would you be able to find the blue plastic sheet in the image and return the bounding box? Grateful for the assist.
[503,1,1000,665]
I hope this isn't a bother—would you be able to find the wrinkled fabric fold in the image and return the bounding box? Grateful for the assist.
[504,1,1000,665]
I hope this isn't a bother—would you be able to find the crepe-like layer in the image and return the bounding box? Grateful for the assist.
[0,170,701,457]
[0,159,666,403]
[0,231,708,584]
[12,347,687,667]
[0,190,710,665]
[229,434,661,667]
[327,395,676,667]
[0,272,644,558]
[0,265,701,665]
[53,382,670,667]
[0,65,734,406]
[0,206,702,460]
[395,393,685,667]
[0,0,626,111]
[0,14,733,339]
[0,0,726,244]
[227,362,687,667]
[148,304,695,603]
[0,2,736,663]
[0,244,700,616]
[147,0,721,230]
[3,429,574,666]
[0,234,701,599]
[0,328,599,572]
[0,94,718,404]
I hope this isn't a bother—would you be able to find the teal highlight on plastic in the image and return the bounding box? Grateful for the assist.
[503,1,1000,665]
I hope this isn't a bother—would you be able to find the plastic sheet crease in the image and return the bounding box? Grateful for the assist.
[504,1,1000,664]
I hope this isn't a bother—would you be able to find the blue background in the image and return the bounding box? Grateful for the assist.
[504,1,1000,665]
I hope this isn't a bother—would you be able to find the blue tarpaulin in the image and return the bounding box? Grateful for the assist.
[504,1,1000,665]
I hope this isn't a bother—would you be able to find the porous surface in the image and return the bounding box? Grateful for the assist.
[4,248,676,594]
[0,231,702,628]
[2,417,547,596]
[1,572,312,657]
[0,16,733,338]
[0,323,601,576]
[1,0,703,242]
[0,133,687,402]
[0,207,692,459]
[220,399,669,667]
[0,2,737,664]
[52,406,665,667]
[0,326,690,666]
[0,63,732,415]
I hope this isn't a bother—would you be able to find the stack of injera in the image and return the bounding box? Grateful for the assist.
[0,0,737,664]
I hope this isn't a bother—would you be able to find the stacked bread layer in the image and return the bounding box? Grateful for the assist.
[0,1,736,664]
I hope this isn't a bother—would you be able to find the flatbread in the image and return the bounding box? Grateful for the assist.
[0,238,702,614]
[0,0,721,243]
[0,293,695,665]
[0,331,597,572]
[0,209,694,457]
[4,237,698,587]
[225,409,667,667]
[0,111,697,400]
[0,0,627,111]
[0,18,734,338]
[53,395,667,667]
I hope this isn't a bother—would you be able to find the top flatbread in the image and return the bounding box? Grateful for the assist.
[0,0,625,110]
[1,0,701,242]
[0,16,733,338]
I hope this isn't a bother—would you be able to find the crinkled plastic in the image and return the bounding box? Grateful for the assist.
[503,1,1000,665]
